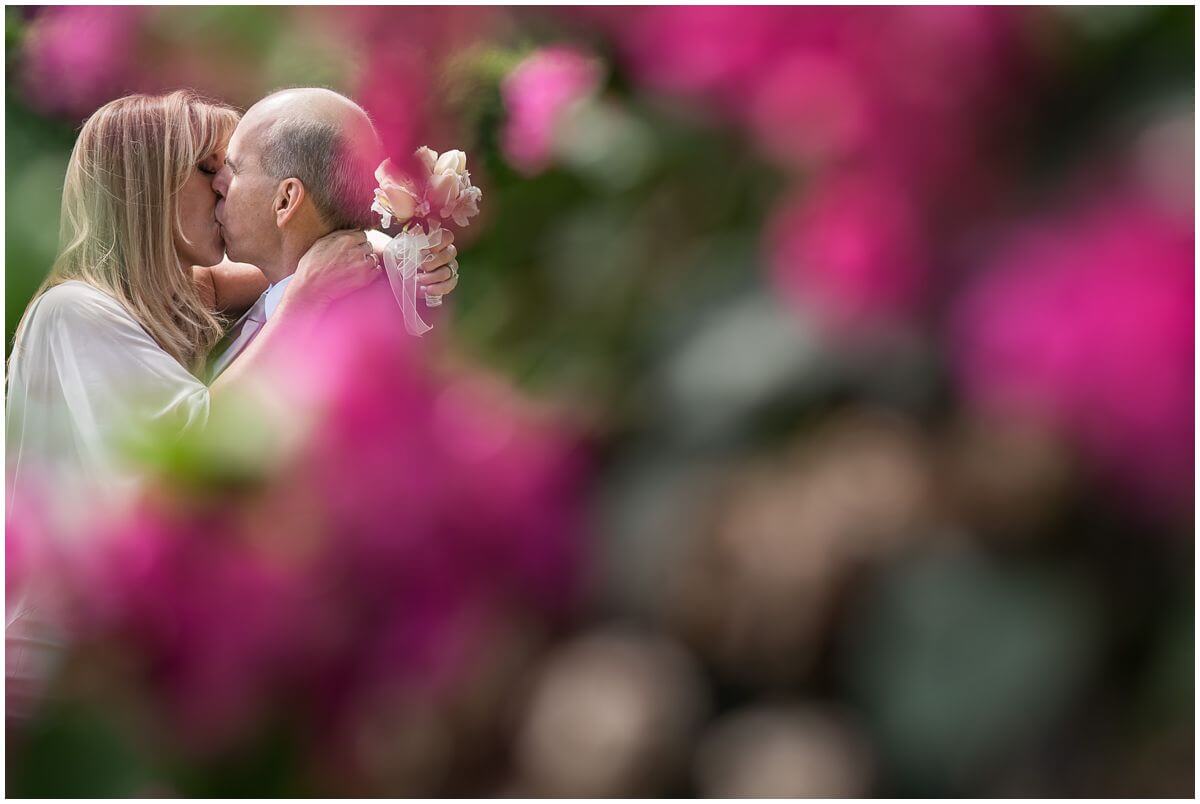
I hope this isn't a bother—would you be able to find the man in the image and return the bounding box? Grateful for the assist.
[207,87,460,380]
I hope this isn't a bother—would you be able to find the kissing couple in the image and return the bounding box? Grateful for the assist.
[6,87,462,720]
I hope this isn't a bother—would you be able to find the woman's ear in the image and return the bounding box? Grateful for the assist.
[274,178,306,228]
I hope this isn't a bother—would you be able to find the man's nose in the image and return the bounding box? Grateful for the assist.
[212,168,228,198]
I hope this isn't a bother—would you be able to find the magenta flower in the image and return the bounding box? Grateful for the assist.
[49,285,591,759]
[747,52,871,169]
[611,16,1032,208]
[501,47,603,176]
[20,6,148,119]
[599,6,824,114]
[340,6,501,159]
[766,170,930,334]
[70,506,316,752]
[951,193,1194,515]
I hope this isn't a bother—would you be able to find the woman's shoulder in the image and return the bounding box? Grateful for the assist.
[38,279,120,307]
[32,280,133,324]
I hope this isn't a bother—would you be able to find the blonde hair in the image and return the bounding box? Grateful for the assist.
[20,90,240,373]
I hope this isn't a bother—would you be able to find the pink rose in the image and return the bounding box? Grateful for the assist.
[372,159,419,227]
[419,147,482,226]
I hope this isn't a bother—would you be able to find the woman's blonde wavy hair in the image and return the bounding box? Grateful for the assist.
[22,90,240,373]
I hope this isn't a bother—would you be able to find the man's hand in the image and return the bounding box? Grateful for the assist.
[290,229,380,310]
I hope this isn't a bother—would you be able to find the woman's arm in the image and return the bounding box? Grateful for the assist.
[196,230,460,319]
[208,230,378,398]
[192,260,270,317]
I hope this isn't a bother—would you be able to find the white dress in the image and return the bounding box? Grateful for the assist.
[6,280,211,721]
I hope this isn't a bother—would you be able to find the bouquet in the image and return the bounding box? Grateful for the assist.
[372,146,483,335]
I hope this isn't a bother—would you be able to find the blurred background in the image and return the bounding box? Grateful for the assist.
[4,5,1194,797]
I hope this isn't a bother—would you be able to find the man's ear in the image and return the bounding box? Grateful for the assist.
[273,178,307,228]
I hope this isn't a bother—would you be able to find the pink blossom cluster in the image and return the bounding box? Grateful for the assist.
[334,7,501,161]
[49,287,592,758]
[764,168,930,333]
[20,6,150,119]
[950,191,1194,515]
[595,7,1026,183]
[500,47,604,175]
[579,7,1035,331]
[582,7,1193,512]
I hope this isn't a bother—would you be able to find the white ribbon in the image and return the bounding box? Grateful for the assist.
[380,222,444,337]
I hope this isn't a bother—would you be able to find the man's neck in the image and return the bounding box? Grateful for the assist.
[261,259,297,286]
[262,231,324,285]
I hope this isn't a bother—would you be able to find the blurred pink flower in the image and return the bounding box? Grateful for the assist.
[356,47,430,160]
[951,193,1194,515]
[587,6,1038,337]
[747,52,871,169]
[73,506,316,752]
[20,6,148,119]
[849,8,1030,198]
[766,170,930,333]
[7,501,29,601]
[595,7,1029,157]
[53,285,592,756]
[501,47,603,176]
[596,7,826,113]
[339,6,499,160]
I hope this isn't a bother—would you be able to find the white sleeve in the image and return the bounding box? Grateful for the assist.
[6,282,211,725]
[6,281,210,495]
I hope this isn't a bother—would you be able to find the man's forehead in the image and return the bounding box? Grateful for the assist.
[227,115,268,161]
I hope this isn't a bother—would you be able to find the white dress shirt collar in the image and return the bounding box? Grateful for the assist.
[261,274,294,321]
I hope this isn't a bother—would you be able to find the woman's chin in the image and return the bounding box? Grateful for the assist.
[208,236,226,265]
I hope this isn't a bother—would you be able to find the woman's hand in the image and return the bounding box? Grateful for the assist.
[289,229,381,310]
[418,229,460,300]
[365,228,461,301]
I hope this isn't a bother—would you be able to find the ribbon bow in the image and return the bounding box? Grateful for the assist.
[380,221,444,337]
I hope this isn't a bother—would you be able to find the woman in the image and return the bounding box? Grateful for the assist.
[5,90,458,721]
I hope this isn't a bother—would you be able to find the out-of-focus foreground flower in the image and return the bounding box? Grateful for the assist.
[16,289,591,795]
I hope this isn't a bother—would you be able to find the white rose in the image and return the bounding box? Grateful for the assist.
[434,149,468,176]
[411,145,482,227]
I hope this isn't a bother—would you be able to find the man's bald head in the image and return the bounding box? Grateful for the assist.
[246,87,383,231]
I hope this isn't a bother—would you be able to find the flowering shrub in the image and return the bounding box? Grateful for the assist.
[6,5,1192,797]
